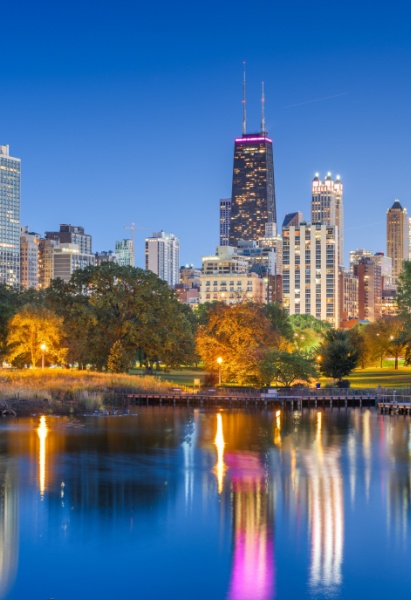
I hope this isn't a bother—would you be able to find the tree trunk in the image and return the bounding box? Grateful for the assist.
[395,354,398,370]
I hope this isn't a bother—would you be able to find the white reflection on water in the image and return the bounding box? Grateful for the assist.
[182,409,198,509]
[363,410,371,501]
[305,413,344,592]
[213,413,227,494]
[37,416,48,497]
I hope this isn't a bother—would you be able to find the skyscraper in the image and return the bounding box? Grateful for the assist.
[145,231,180,287]
[219,198,231,246]
[311,173,344,266]
[0,145,20,287]
[229,78,276,246]
[386,199,409,279]
[20,227,40,290]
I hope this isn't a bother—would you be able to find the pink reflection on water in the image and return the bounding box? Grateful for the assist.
[226,452,275,600]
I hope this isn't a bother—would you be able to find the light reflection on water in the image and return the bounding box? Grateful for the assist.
[2,409,411,599]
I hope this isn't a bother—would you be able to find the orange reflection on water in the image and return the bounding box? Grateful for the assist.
[213,413,227,494]
[37,416,48,496]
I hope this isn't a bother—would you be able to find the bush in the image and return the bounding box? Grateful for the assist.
[336,379,350,388]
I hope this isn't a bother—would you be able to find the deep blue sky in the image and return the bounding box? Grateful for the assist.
[2,0,411,267]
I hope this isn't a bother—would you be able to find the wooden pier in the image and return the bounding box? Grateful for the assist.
[125,392,378,409]
[378,402,411,415]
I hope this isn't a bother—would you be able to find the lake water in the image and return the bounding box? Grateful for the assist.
[1,407,411,599]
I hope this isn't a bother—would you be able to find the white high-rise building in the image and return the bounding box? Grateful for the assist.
[282,222,339,327]
[0,145,20,287]
[311,173,344,267]
[145,231,180,287]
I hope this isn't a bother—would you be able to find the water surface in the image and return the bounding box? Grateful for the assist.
[1,407,411,599]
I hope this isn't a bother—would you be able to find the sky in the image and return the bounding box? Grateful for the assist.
[2,0,411,267]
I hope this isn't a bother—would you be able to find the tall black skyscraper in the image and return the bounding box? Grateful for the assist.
[229,77,276,246]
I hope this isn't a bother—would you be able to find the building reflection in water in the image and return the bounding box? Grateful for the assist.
[305,411,344,593]
[182,409,199,509]
[220,413,274,600]
[0,464,19,599]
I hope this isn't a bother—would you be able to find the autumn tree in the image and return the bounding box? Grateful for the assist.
[196,302,285,385]
[7,305,67,367]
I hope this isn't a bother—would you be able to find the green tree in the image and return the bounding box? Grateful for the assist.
[107,340,134,373]
[397,261,411,317]
[0,284,21,362]
[289,314,331,354]
[7,305,67,367]
[317,329,360,382]
[272,350,318,387]
[70,263,195,370]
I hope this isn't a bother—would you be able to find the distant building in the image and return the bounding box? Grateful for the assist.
[95,250,118,266]
[115,239,134,267]
[53,243,95,283]
[282,212,303,229]
[312,174,344,266]
[145,231,180,287]
[199,246,266,305]
[219,198,231,246]
[387,199,409,279]
[282,222,339,327]
[20,227,40,290]
[349,248,372,272]
[38,238,57,289]
[45,224,92,254]
[0,145,20,287]
[180,265,201,287]
[339,269,359,322]
[354,257,382,322]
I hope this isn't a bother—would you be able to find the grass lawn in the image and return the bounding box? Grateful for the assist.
[129,368,206,387]
[346,366,411,389]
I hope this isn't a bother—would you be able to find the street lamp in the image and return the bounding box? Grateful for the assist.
[40,343,47,371]
[217,357,223,386]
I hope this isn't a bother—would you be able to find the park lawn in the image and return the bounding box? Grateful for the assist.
[129,368,206,387]
[346,366,411,389]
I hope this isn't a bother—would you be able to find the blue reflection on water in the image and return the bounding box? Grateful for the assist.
[1,408,411,599]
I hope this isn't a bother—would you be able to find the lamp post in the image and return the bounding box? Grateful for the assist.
[40,343,47,371]
[217,357,223,386]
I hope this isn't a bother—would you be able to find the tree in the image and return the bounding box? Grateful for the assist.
[364,316,408,369]
[317,329,360,382]
[70,263,195,370]
[0,285,21,363]
[271,350,318,387]
[107,340,134,373]
[7,305,67,367]
[196,302,286,385]
[289,314,331,354]
[397,261,411,317]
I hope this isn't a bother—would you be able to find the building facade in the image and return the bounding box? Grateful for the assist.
[339,269,359,322]
[38,238,56,289]
[354,257,382,322]
[229,133,276,246]
[20,227,40,289]
[386,199,409,279]
[219,198,231,246]
[115,239,134,267]
[45,224,92,255]
[53,243,95,283]
[145,231,180,287]
[282,223,339,327]
[311,174,344,266]
[0,145,20,287]
[95,250,118,266]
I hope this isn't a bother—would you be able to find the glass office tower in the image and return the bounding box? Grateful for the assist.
[0,145,20,287]
[229,134,276,246]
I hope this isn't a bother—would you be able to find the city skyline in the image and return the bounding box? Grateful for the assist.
[2,1,411,267]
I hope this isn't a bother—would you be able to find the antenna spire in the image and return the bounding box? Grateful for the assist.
[261,81,266,135]
[242,61,247,135]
